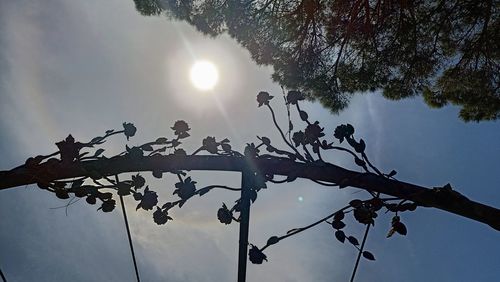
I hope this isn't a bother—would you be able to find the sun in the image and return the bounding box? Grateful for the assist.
[189,60,219,91]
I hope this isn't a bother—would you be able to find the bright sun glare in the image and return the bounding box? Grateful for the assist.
[190,60,219,91]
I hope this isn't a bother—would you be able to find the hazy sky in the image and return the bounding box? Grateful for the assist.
[1,0,499,281]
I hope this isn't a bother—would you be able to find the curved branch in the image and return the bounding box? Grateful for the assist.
[1,155,499,231]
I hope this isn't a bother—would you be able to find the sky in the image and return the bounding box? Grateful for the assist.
[0,0,499,281]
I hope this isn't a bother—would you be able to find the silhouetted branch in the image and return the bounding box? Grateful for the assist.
[1,154,499,230]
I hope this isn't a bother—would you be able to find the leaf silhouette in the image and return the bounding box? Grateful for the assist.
[348,236,359,246]
[249,245,267,264]
[266,236,280,246]
[362,251,376,261]
[122,122,137,140]
[256,91,273,107]
[335,230,346,243]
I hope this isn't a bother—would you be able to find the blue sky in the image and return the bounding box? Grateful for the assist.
[1,0,499,281]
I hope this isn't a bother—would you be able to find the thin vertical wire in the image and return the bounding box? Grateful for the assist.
[116,175,141,282]
[349,223,371,282]
[350,192,379,282]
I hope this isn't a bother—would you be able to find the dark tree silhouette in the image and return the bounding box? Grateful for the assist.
[132,0,500,121]
[1,91,499,282]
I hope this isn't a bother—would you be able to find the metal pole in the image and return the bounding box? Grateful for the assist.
[237,168,252,282]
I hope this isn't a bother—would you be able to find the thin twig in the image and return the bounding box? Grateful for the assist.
[0,267,6,282]
[266,104,306,161]
[116,175,141,282]
[261,205,350,251]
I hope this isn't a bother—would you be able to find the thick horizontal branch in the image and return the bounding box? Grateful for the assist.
[0,155,499,231]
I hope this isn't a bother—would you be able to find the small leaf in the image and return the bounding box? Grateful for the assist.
[355,139,366,153]
[141,144,154,151]
[55,189,70,199]
[162,202,174,210]
[90,136,103,144]
[249,190,258,203]
[403,203,417,211]
[362,251,375,261]
[393,221,407,235]
[99,192,113,200]
[94,148,105,157]
[387,227,396,238]
[348,236,359,246]
[260,136,271,146]
[287,228,301,234]
[71,179,84,188]
[299,110,308,121]
[197,187,211,196]
[349,199,363,208]
[391,215,400,223]
[334,211,345,221]
[152,170,163,178]
[155,137,168,144]
[73,187,87,198]
[86,195,96,205]
[266,236,280,246]
[331,220,346,230]
[335,230,346,243]
[354,157,366,167]
[387,170,397,177]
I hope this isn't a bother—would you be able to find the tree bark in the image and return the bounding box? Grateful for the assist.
[1,155,499,231]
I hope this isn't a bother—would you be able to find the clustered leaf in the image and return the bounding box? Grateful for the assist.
[56,135,82,162]
[286,90,304,105]
[334,124,354,143]
[125,145,144,159]
[217,203,233,225]
[131,174,145,190]
[249,245,267,264]
[171,120,190,139]
[244,143,260,158]
[136,186,158,211]
[304,122,325,143]
[173,177,197,201]
[117,182,132,196]
[99,199,116,212]
[387,215,408,237]
[202,136,218,154]
[153,207,172,225]
[122,122,137,140]
[256,91,274,107]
